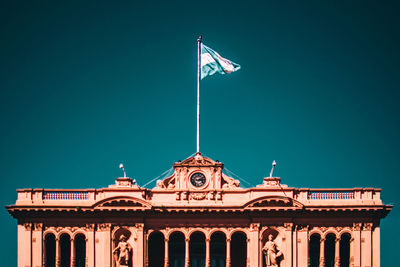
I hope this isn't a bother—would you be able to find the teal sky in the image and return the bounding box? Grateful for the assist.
[1,1,399,265]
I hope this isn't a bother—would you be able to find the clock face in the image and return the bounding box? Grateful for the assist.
[190,172,206,187]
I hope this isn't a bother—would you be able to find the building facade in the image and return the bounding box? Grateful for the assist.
[7,153,392,267]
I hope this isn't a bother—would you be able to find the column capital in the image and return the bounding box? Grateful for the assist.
[363,222,373,231]
[284,222,293,231]
[98,223,112,231]
[352,222,362,231]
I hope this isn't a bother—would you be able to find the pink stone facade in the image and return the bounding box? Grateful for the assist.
[7,154,392,267]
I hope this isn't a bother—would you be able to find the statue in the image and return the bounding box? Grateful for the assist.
[262,234,282,267]
[113,235,132,267]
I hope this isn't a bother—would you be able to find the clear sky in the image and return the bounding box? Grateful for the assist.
[1,0,399,265]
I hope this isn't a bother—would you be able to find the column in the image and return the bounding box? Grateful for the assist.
[56,237,60,267]
[352,223,362,267]
[32,223,43,267]
[284,223,293,267]
[293,225,298,267]
[185,238,190,267]
[335,237,340,267]
[226,238,231,267]
[96,223,112,267]
[372,224,380,267]
[43,237,46,267]
[361,223,373,267]
[86,224,95,267]
[319,237,325,267]
[248,223,260,267]
[296,226,308,267]
[246,237,251,267]
[71,237,76,267]
[164,238,169,267]
[18,223,32,267]
[205,237,210,267]
[133,223,145,267]
[144,232,149,267]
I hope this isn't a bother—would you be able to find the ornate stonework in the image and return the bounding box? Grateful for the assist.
[6,154,392,267]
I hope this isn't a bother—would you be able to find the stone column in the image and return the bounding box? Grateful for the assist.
[352,223,362,267]
[248,223,260,267]
[71,237,76,267]
[85,224,95,267]
[334,237,340,267]
[226,238,231,267]
[32,223,43,267]
[18,223,32,267]
[185,238,190,267]
[284,223,293,267]
[361,223,373,267]
[134,223,145,267]
[164,237,169,267]
[97,223,112,267]
[56,236,61,267]
[246,237,251,267]
[296,225,308,267]
[372,224,380,267]
[205,237,210,267]
[319,237,325,267]
[293,225,298,267]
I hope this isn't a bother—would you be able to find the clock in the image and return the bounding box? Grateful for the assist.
[190,172,206,187]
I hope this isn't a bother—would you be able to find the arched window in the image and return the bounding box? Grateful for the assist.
[148,231,164,267]
[340,233,351,267]
[169,232,185,267]
[189,231,206,267]
[60,234,71,267]
[210,232,226,267]
[309,234,320,267]
[45,233,56,267]
[324,234,336,267]
[230,231,247,267]
[74,234,86,267]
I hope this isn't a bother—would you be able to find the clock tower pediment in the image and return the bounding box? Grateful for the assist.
[156,153,240,191]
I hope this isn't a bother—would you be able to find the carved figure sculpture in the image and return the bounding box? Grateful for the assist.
[113,235,132,267]
[262,234,282,267]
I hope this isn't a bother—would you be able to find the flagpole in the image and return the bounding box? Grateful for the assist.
[197,35,202,154]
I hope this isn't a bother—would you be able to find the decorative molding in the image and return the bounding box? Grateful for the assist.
[98,223,112,231]
[84,224,95,231]
[190,192,207,200]
[363,222,373,231]
[352,223,362,231]
[34,223,43,231]
[23,223,32,231]
[284,223,293,231]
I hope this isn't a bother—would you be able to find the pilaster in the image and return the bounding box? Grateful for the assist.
[248,223,260,267]
[372,224,380,267]
[97,223,112,267]
[32,223,43,267]
[284,223,293,267]
[85,224,95,267]
[18,223,32,267]
[361,223,373,267]
[134,223,145,267]
[297,225,309,267]
[352,223,362,267]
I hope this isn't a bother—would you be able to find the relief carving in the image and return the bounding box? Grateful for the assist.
[98,223,112,231]
[363,223,373,231]
[352,223,362,231]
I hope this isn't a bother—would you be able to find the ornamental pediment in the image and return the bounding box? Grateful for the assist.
[243,196,304,210]
[93,197,152,210]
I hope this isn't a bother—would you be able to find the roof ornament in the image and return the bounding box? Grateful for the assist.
[119,163,127,178]
[269,160,277,178]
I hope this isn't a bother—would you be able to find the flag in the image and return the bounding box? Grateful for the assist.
[201,44,240,79]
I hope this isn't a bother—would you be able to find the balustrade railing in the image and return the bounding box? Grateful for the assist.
[307,191,354,200]
[43,191,88,200]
